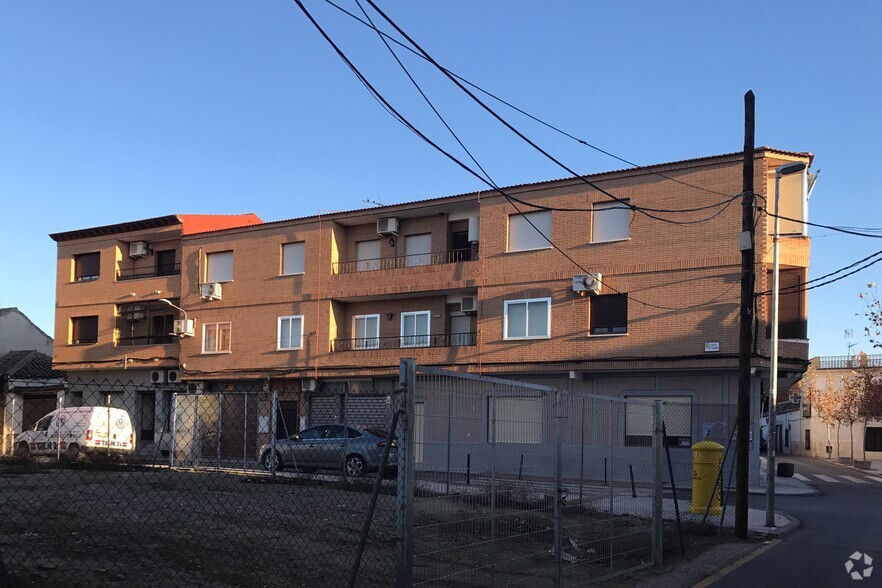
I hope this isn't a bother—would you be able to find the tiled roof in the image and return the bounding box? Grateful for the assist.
[49,214,264,242]
[0,350,65,380]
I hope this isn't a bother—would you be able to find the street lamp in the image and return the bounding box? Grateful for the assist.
[158,298,193,337]
[766,160,807,528]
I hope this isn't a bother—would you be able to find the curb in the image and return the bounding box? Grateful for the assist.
[750,512,801,538]
[747,485,820,496]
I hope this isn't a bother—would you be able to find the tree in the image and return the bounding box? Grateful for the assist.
[860,283,882,349]
[805,372,840,458]
[839,373,863,464]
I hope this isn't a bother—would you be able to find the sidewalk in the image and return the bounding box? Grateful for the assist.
[749,456,818,496]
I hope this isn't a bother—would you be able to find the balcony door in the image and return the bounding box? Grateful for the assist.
[405,234,432,267]
[353,314,380,349]
[401,311,430,348]
[451,315,471,346]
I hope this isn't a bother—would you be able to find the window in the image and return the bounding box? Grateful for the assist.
[766,269,807,339]
[356,240,381,272]
[405,234,432,267]
[277,315,304,350]
[281,242,305,275]
[507,211,552,252]
[155,250,177,276]
[592,201,630,243]
[401,311,430,348]
[488,396,542,444]
[203,322,231,353]
[624,396,692,447]
[298,426,325,440]
[866,427,882,452]
[353,314,380,349]
[205,251,233,283]
[71,316,98,344]
[504,298,550,339]
[74,252,100,282]
[325,425,346,439]
[140,392,155,442]
[590,294,628,335]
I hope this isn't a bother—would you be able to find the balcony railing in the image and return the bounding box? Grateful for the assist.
[116,263,181,281]
[331,332,477,352]
[117,335,177,346]
[333,248,477,275]
[818,354,882,370]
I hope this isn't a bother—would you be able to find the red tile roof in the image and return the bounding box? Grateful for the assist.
[178,214,263,235]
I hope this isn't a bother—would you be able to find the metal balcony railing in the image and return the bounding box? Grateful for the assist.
[116,263,181,281]
[333,248,477,274]
[817,354,882,370]
[116,335,177,346]
[331,332,477,352]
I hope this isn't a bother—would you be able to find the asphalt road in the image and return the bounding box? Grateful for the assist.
[713,455,882,587]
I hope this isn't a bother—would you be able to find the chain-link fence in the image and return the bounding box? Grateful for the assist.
[1,378,405,587]
[407,367,664,586]
[2,364,735,586]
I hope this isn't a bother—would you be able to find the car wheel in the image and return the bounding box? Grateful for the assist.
[15,442,31,459]
[65,443,80,462]
[261,450,282,472]
[345,454,366,478]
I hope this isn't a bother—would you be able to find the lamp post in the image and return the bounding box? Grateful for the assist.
[158,299,190,338]
[766,161,807,527]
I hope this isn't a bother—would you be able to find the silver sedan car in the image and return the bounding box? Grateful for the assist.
[258,424,397,477]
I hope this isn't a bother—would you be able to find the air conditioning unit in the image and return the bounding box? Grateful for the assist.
[129,241,149,259]
[173,319,195,337]
[166,370,181,384]
[150,370,165,384]
[377,217,399,236]
[461,296,477,314]
[200,282,223,301]
[302,379,318,392]
[573,273,602,296]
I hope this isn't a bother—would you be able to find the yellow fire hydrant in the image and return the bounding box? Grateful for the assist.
[689,440,723,515]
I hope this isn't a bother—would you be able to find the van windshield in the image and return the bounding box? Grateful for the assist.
[34,415,53,432]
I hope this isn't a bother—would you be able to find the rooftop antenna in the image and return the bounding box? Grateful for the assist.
[362,198,383,207]
[845,329,855,366]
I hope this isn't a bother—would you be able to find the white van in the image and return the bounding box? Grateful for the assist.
[15,407,135,460]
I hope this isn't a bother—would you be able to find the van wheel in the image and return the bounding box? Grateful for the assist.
[65,444,80,462]
[15,442,31,459]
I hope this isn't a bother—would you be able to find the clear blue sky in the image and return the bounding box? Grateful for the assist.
[2,1,880,358]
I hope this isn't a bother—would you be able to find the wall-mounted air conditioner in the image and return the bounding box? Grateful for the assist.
[150,370,165,384]
[200,282,223,300]
[173,319,195,337]
[129,241,149,259]
[377,217,399,236]
[572,273,602,296]
[302,379,318,392]
[166,370,181,384]
[461,296,477,314]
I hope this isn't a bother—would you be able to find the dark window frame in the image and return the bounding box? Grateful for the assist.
[866,427,882,452]
[74,252,100,282]
[590,294,628,335]
[71,316,99,345]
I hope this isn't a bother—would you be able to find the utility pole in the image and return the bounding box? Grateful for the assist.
[735,91,755,539]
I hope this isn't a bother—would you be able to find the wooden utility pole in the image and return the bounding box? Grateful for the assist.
[735,91,755,539]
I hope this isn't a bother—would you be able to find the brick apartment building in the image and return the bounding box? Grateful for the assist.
[47,148,813,481]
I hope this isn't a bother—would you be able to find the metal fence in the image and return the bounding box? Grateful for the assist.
[0,363,739,586]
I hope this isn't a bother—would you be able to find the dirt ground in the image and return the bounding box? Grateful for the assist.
[0,460,750,587]
[0,460,399,587]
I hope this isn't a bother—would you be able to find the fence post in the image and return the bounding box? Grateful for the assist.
[216,391,223,470]
[652,400,664,566]
[398,359,416,588]
[270,392,278,478]
[553,389,563,587]
[168,392,176,468]
[490,384,497,585]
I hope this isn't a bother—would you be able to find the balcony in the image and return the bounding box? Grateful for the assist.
[116,263,181,281]
[332,332,477,352]
[333,248,477,275]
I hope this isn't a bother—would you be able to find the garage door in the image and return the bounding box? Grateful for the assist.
[22,394,58,431]
[345,395,392,429]
[308,394,341,426]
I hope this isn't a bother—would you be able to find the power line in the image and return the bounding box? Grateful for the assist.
[321,0,740,203]
[360,0,739,223]
[761,208,882,239]
[757,248,882,297]
[294,0,741,312]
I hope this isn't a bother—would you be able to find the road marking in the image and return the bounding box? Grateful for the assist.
[866,476,882,483]
[793,473,810,481]
[812,474,841,483]
[692,539,781,588]
[840,475,869,484]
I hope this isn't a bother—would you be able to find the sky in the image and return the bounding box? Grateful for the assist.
[1,1,881,358]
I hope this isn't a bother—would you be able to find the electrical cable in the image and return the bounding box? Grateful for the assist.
[361,0,740,222]
[761,209,882,239]
[321,0,741,203]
